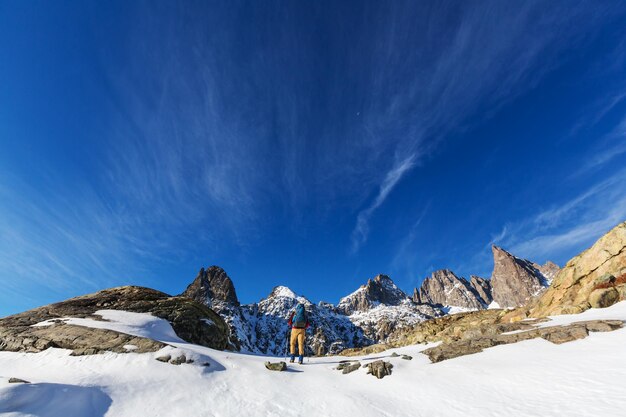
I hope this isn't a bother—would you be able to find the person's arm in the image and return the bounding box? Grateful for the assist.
[287,312,294,328]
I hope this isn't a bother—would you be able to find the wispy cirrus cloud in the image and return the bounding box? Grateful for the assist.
[351,155,417,253]
[491,168,626,263]
[348,1,615,252]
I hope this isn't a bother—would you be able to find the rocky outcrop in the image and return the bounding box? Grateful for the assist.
[0,286,230,355]
[490,246,548,308]
[389,309,510,346]
[469,276,493,305]
[511,221,626,318]
[416,270,486,310]
[421,319,623,363]
[181,266,240,307]
[337,275,409,315]
[0,320,165,356]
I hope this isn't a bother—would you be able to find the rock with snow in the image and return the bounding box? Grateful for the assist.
[490,246,549,308]
[182,270,440,356]
[0,286,229,355]
[337,275,409,315]
[416,270,485,310]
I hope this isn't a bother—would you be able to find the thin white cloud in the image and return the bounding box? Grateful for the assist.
[351,155,417,253]
[349,1,611,252]
[491,168,626,263]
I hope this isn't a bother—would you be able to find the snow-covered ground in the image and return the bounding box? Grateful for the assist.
[2,303,626,417]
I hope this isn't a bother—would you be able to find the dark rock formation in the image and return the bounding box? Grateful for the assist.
[0,286,229,355]
[490,246,548,308]
[181,266,240,307]
[417,270,485,310]
[8,378,30,384]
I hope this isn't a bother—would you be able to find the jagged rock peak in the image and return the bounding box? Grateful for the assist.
[412,288,422,304]
[490,246,547,308]
[418,269,485,310]
[181,265,240,307]
[533,261,561,283]
[337,274,409,315]
[469,275,493,306]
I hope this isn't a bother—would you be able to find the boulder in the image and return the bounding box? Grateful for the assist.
[588,288,620,308]
[156,355,171,363]
[366,360,393,379]
[340,362,361,374]
[264,361,287,371]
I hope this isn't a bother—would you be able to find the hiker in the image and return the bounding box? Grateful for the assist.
[287,303,310,364]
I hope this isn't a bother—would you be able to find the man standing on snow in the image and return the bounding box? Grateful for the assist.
[287,303,310,364]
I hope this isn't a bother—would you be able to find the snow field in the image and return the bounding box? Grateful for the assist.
[1,303,625,416]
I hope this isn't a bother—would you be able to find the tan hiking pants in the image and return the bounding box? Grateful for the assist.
[290,327,305,355]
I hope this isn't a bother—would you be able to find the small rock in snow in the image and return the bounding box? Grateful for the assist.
[9,378,30,384]
[170,355,187,365]
[265,361,287,371]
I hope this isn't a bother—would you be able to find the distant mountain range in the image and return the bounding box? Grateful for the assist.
[3,221,626,363]
[181,246,558,355]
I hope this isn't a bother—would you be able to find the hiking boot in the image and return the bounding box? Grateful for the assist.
[298,355,303,364]
[289,355,295,363]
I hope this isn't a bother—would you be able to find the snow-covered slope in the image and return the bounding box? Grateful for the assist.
[2,303,626,417]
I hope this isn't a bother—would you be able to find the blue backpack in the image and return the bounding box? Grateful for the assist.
[292,304,307,328]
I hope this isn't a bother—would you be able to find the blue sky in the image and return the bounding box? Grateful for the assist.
[1,1,626,316]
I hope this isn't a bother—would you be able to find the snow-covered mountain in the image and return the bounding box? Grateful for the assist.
[180,245,560,356]
[181,269,442,355]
